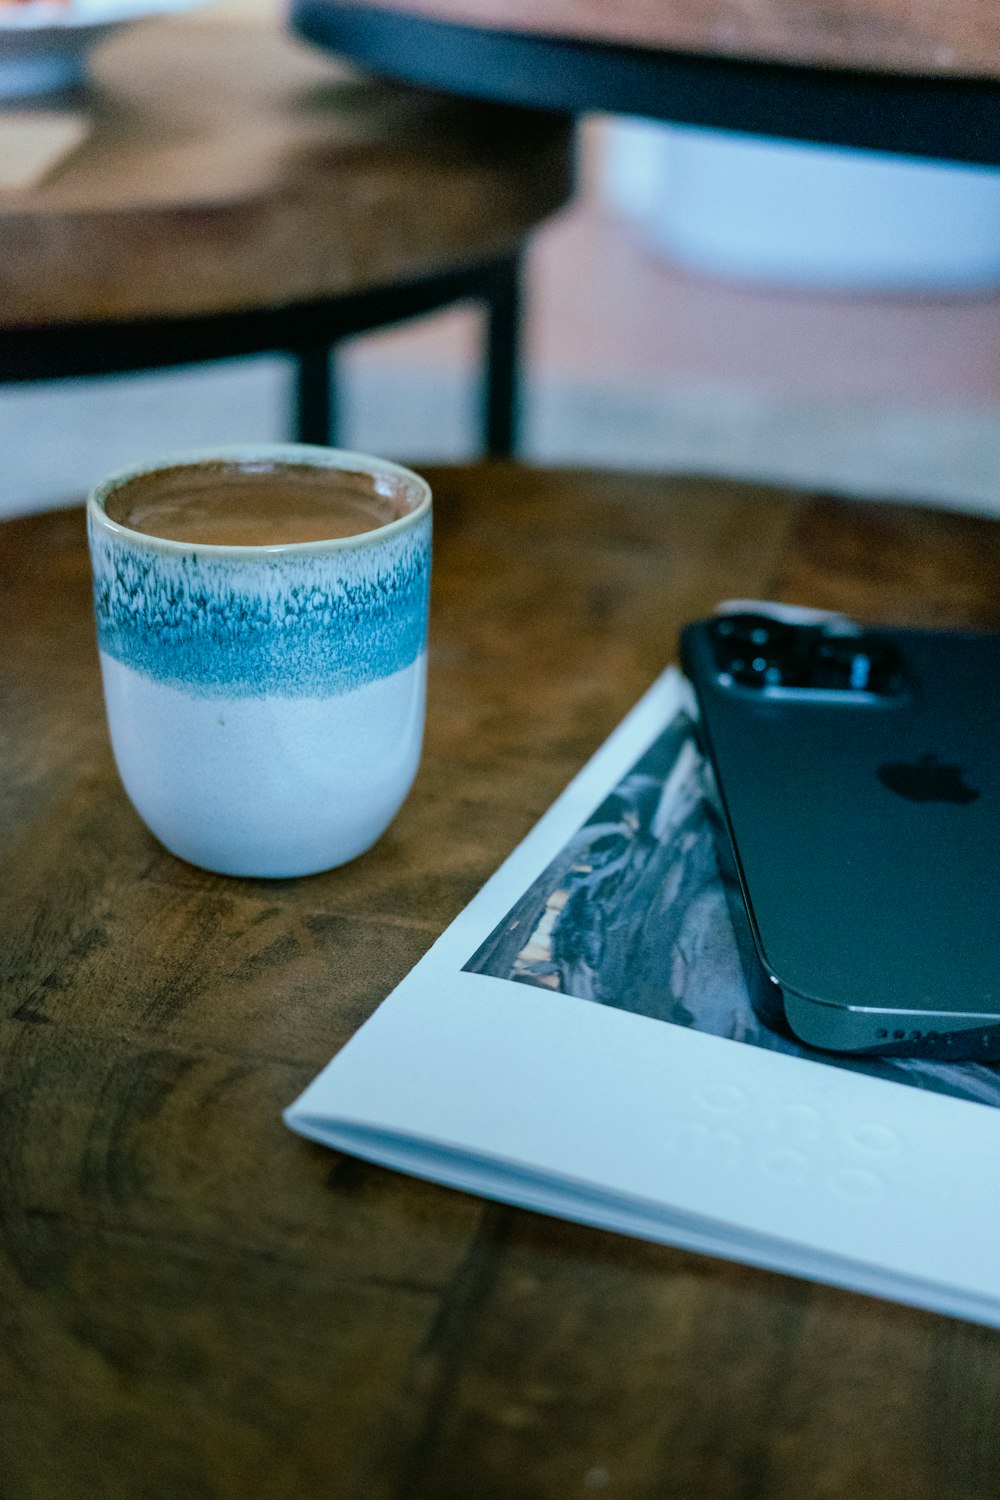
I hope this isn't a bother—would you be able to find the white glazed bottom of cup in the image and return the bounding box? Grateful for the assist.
[99,652,426,878]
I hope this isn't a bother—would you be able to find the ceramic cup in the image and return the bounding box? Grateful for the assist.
[87,444,432,878]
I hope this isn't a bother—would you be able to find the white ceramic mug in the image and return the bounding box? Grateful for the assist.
[87,445,432,878]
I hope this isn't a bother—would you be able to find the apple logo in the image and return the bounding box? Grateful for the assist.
[877,753,980,804]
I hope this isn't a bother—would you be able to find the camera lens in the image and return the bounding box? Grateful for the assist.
[710,615,798,687]
[812,634,905,694]
[709,614,906,697]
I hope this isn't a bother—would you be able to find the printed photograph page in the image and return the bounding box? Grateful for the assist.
[286,670,1000,1325]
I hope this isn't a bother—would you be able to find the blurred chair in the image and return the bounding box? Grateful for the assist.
[0,18,575,455]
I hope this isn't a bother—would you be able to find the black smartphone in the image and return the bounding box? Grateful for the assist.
[680,605,1000,1061]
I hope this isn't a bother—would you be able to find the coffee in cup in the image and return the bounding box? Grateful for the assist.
[103,458,415,547]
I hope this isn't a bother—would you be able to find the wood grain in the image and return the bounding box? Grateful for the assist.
[345,0,1000,81]
[0,20,573,326]
[2,467,1000,1499]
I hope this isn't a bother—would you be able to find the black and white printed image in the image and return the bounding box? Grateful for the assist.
[465,711,1000,1110]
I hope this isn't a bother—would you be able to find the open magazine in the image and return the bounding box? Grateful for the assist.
[285,669,1000,1326]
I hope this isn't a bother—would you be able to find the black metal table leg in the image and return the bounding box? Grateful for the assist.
[292,345,339,446]
[0,256,525,460]
[482,254,522,458]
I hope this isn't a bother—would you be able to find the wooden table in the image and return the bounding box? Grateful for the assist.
[4,468,1000,1499]
[292,0,1000,163]
[306,0,1000,80]
[0,18,570,328]
[0,15,573,451]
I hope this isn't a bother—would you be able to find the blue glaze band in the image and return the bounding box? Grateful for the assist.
[89,512,431,698]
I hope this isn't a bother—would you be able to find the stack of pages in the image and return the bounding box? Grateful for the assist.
[286,669,1000,1326]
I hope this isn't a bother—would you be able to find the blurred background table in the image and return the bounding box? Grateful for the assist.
[5,0,1000,523]
[0,10,574,455]
[292,0,1000,163]
[3,467,1000,1499]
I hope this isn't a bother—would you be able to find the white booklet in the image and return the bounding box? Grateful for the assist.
[285,668,1000,1326]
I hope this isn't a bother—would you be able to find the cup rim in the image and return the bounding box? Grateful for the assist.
[87,444,432,558]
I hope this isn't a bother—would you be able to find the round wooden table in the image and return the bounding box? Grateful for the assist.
[0,15,574,451]
[292,0,1000,163]
[3,468,1000,1499]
